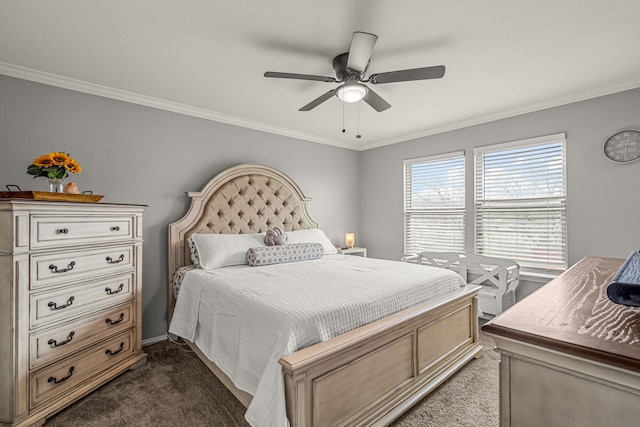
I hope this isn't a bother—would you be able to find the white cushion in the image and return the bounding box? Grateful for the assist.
[285,229,337,255]
[191,233,266,269]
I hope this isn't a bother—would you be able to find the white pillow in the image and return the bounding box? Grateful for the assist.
[285,229,337,255]
[190,233,266,269]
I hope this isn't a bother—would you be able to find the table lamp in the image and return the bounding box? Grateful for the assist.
[345,232,355,249]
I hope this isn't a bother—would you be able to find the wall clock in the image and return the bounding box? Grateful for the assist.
[603,129,640,163]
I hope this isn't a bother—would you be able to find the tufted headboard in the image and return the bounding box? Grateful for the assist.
[167,164,319,315]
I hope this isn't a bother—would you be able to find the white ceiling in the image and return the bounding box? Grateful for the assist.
[2,1,640,150]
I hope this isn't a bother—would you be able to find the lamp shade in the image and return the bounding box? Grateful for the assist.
[337,83,367,103]
[345,232,355,248]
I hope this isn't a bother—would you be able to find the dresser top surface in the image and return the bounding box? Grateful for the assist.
[483,256,640,372]
[0,199,146,210]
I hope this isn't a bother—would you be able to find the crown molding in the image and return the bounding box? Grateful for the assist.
[0,62,354,150]
[2,61,640,152]
[358,74,640,150]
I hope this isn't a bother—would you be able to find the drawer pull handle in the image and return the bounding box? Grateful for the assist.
[105,313,125,325]
[48,366,75,385]
[49,261,76,273]
[105,342,125,356]
[111,226,120,231]
[48,331,75,347]
[58,228,69,234]
[48,296,75,310]
[105,283,124,295]
[106,254,125,264]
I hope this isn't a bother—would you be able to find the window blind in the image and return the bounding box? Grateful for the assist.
[474,134,567,273]
[404,152,465,255]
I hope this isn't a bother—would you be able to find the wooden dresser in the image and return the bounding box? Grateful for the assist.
[482,256,640,427]
[0,200,146,427]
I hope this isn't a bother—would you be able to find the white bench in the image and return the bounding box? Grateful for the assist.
[403,252,520,318]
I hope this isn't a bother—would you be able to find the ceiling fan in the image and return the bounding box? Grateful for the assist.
[264,31,445,112]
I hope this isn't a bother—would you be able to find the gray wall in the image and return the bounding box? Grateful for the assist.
[359,87,640,298]
[0,75,361,340]
[3,73,639,337]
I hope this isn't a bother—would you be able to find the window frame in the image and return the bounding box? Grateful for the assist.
[473,133,568,275]
[403,150,466,256]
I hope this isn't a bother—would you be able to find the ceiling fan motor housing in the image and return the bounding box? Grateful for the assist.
[332,53,365,82]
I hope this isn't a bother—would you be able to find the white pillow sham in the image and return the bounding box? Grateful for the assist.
[285,228,337,255]
[190,233,266,269]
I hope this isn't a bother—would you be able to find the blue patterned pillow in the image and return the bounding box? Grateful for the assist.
[187,237,201,268]
[246,243,324,266]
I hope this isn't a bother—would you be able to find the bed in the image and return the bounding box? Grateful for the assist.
[167,163,482,427]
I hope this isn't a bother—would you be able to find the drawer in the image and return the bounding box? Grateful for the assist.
[30,330,134,408]
[30,302,135,369]
[31,245,135,289]
[31,215,134,249]
[31,273,134,328]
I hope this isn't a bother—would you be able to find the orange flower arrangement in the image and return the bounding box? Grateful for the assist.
[27,151,82,180]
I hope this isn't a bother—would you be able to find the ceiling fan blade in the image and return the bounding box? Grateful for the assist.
[264,71,336,83]
[346,31,378,73]
[362,86,391,112]
[369,65,445,84]
[299,89,337,111]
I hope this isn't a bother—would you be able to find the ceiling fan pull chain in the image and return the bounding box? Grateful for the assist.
[342,102,346,133]
[356,102,362,139]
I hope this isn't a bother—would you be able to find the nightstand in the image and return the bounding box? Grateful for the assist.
[337,247,367,257]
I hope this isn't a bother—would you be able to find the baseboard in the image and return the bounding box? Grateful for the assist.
[142,335,167,347]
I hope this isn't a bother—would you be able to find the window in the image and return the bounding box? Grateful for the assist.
[404,151,465,255]
[474,134,567,274]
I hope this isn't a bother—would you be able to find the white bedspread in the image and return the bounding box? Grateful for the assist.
[168,255,465,427]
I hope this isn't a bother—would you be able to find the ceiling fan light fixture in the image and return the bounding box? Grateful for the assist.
[337,83,367,103]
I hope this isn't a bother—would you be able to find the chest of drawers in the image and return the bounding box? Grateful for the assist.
[0,200,146,427]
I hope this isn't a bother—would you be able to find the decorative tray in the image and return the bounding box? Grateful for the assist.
[0,191,104,203]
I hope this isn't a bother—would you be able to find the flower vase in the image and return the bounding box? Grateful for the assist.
[48,178,65,193]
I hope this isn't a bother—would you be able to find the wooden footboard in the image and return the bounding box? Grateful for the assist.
[279,285,481,427]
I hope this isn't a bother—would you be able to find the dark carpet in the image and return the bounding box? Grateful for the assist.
[46,331,498,426]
